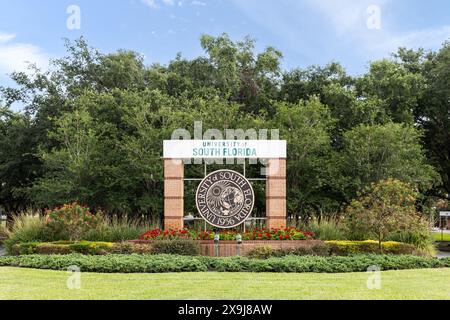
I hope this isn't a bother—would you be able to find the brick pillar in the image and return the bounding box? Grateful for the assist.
[164,159,184,230]
[266,158,287,229]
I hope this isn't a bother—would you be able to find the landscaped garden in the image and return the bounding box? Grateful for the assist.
[0,169,449,301]
[0,180,448,279]
[1,32,450,301]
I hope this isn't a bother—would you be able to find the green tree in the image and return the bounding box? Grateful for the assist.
[357,59,425,124]
[345,179,429,251]
[0,106,41,221]
[0,34,446,224]
[200,33,282,113]
[271,97,336,217]
[333,123,439,202]
[413,42,450,200]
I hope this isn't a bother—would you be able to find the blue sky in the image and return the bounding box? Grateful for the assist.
[0,0,450,88]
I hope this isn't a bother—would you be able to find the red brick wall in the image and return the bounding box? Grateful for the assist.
[164,159,184,230]
[199,240,324,257]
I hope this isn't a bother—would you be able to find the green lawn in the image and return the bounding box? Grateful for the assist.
[433,232,450,242]
[1,267,449,300]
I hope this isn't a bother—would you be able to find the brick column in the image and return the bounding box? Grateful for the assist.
[266,158,287,229]
[164,159,184,230]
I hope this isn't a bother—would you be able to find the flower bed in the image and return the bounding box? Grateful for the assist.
[139,227,314,241]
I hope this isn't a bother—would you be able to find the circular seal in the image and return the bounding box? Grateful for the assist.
[196,170,255,229]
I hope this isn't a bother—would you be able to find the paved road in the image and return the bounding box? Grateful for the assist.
[437,251,450,259]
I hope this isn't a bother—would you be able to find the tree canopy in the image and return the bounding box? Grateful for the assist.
[0,34,447,221]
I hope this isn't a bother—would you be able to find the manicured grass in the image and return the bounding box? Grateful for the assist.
[1,267,449,300]
[432,232,450,242]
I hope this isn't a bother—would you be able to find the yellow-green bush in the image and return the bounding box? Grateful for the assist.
[10,240,190,256]
[11,241,116,255]
[325,240,419,256]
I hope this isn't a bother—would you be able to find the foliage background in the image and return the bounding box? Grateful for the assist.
[0,34,448,222]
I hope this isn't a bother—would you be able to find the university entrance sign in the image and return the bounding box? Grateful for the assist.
[196,170,255,228]
[163,139,287,230]
[164,140,287,159]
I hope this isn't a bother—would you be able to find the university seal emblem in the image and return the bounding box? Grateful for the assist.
[196,170,255,228]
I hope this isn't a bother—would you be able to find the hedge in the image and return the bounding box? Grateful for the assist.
[245,240,423,259]
[9,240,200,256]
[0,254,449,273]
[12,239,422,258]
[246,242,331,259]
[325,240,420,256]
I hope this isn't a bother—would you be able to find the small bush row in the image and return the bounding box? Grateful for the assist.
[326,240,420,256]
[11,239,425,258]
[10,240,200,256]
[0,254,449,273]
[246,242,330,259]
[245,240,424,259]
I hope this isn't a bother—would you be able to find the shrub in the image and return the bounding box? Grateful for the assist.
[11,241,115,255]
[35,244,72,255]
[128,244,153,254]
[326,240,419,256]
[68,241,113,255]
[289,242,331,256]
[302,216,346,240]
[45,203,100,241]
[11,241,156,256]
[344,179,429,251]
[246,242,331,259]
[110,242,134,254]
[246,246,275,259]
[83,217,155,242]
[110,242,152,255]
[11,242,40,255]
[151,240,200,256]
[387,231,435,255]
[0,254,448,273]
[4,214,56,254]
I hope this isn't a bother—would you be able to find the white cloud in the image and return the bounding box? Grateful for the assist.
[0,32,16,43]
[0,31,49,76]
[231,0,450,73]
[304,0,390,35]
[141,0,159,9]
[367,25,450,56]
[191,0,206,6]
[141,0,182,9]
[303,0,450,53]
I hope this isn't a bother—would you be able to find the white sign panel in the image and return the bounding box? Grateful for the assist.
[440,212,450,217]
[163,140,286,159]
